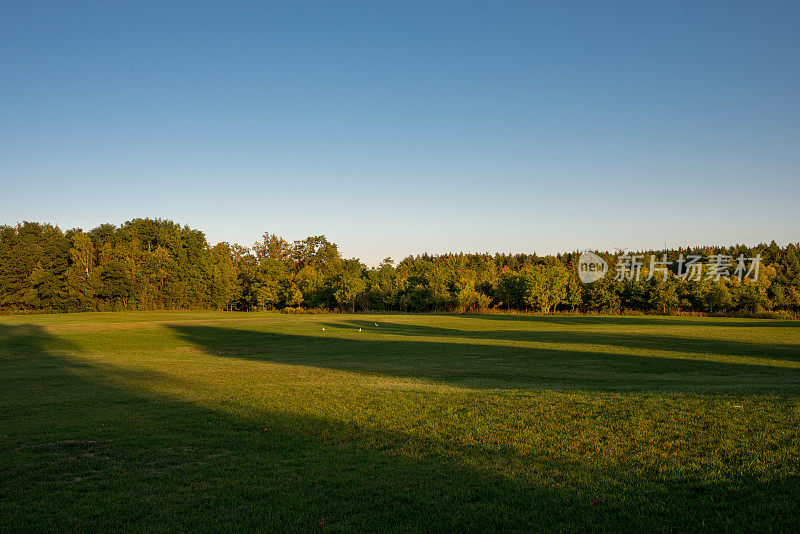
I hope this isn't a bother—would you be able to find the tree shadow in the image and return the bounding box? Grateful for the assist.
[167,324,800,393]
[446,314,800,328]
[333,319,800,365]
[1,323,798,531]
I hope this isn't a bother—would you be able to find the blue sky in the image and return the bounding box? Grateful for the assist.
[2,1,798,265]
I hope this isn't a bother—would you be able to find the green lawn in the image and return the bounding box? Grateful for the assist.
[1,312,799,532]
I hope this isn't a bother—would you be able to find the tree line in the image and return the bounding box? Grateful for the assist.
[1,219,798,315]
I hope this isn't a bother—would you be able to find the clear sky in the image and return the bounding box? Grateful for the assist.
[2,1,798,265]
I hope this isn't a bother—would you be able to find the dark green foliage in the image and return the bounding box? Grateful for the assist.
[0,219,798,314]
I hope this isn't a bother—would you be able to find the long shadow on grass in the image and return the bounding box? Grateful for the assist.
[2,324,799,531]
[331,320,800,365]
[447,314,800,328]
[167,325,800,393]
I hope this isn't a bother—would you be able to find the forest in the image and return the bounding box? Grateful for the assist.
[1,219,798,316]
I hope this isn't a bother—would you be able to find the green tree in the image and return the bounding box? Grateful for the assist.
[333,260,366,312]
[521,264,569,313]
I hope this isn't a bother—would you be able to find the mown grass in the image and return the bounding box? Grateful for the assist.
[1,312,799,532]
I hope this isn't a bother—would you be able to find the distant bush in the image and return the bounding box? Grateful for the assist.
[280,306,331,315]
[737,310,798,320]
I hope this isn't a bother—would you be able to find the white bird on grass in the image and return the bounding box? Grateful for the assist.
[374,322,380,327]
[322,327,325,331]
[358,328,362,332]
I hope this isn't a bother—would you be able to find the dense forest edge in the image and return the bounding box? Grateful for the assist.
[1,219,798,317]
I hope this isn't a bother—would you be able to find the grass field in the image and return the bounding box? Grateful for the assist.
[1,312,799,532]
